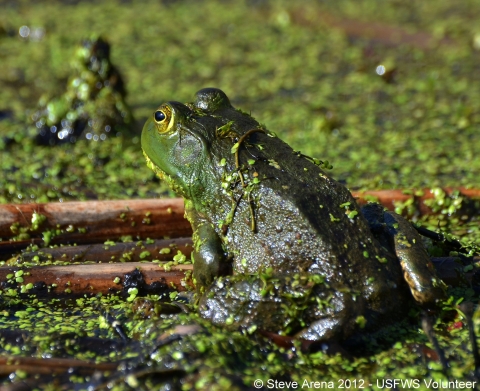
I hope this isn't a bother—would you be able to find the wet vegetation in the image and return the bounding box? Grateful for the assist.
[1,0,480,389]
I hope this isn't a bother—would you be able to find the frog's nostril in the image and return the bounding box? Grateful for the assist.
[154,110,166,122]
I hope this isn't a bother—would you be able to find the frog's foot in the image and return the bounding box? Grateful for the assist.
[295,317,352,341]
[384,211,447,305]
[198,276,292,331]
[199,274,364,341]
[362,203,447,306]
[294,290,365,341]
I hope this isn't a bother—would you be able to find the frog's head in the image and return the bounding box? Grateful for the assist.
[141,88,234,198]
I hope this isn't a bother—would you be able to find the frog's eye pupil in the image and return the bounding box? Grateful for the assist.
[154,111,166,122]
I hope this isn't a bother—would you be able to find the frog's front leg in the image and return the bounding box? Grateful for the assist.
[186,202,230,289]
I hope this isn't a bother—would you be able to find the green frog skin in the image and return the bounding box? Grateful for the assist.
[141,88,445,341]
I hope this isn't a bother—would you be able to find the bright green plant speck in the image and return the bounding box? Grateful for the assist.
[1,0,480,389]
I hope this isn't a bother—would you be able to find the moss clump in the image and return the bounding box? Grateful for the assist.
[1,0,480,389]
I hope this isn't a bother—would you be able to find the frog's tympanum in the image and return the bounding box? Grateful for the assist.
[31,36,133,145]
[142,88,446,341]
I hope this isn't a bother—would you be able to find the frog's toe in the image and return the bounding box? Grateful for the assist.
[296,290,365,341]
[198,276,286,330]
[295,318,347,341]
[402,267,447,305]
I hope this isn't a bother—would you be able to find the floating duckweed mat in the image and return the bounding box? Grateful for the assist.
[1,0,480,202]
[1,0,480,389]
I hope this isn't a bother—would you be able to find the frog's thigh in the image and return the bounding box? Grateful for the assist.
[192,220,228,288]
[384,211,446,305]
[295,288,364,341]
[200,276,364,341]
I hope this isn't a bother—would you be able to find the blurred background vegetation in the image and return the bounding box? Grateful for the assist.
[1,1,480,389]
[1,0,480,204]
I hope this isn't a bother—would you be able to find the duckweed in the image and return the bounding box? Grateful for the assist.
[1,0,480,389]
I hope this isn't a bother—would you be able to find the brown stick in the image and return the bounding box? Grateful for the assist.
[1,188,479,254]
[0,356,118,376]
[0,198,192,245]
[0,256,474,297]
[290,7,457,49]
[0,262,194,294]
[13,237,192,264]
[0,188,478,237]
[352,187,480,215]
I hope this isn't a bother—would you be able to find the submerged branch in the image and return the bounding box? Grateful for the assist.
[0,355,118,376]
[0,262,194,295]
[0,256,475,296]
[1,187,478,247]
[11,237,193,265]
[0,198,192,250]
[0,189,478,295]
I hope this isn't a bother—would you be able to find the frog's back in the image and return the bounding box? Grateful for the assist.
[218,132,403,296]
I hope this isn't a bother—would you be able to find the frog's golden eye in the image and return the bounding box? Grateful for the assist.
[153,106,174,133]
[154,110,166,123]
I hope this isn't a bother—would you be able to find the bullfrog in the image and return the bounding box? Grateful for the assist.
[31,36,133,145]
[141,88,446,341]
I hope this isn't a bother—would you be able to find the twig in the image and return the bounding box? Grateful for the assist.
[352,187,480,215]
[421,314,450,376]
[291,7,457,49]
[0,198,191,247]
[14,237,193,264]
[459,302,480,378]
[0,355,118,375]
[0,262,194,295]
[0,256,475,297]
[1,188,479,255]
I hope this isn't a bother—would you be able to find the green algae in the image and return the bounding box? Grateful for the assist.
[1,0,480,201]
[1,0,480,389]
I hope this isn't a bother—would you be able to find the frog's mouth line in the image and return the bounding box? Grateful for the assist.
[143,150,187,197]
[142,151,167,181]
